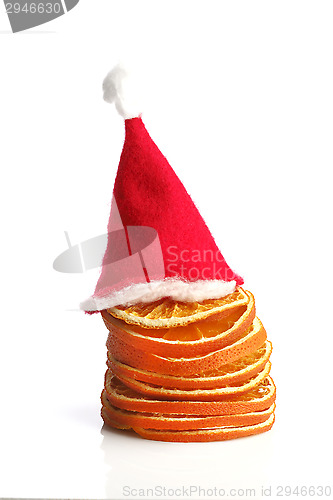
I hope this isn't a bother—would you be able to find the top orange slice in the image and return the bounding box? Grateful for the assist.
[102,290,255,357]
[107,287,248,328]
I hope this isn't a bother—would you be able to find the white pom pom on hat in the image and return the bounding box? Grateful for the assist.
[102,63,143,120]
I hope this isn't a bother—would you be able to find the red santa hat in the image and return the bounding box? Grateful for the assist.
[81,65,243,312]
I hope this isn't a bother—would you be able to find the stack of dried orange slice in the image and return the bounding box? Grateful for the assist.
[100,287,275,442]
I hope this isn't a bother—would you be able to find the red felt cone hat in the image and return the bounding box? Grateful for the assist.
[81,65,243,312]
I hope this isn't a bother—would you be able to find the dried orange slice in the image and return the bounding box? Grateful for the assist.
[101,410,130,430]
[112,361,271,401]
[104,372,276,415]
[107,287,248,328]
[106,317,267,377]
[101,405,275,442]
[101,390,275,430]
[107,341,272,390]
[132,414,275,442]
[101,291,255,357]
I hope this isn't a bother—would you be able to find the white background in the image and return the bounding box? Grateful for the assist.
[1,1,333,499]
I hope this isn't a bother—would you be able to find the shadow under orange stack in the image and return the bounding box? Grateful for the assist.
[100,287,275,442]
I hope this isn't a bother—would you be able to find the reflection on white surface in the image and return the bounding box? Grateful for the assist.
[100,423,276,499]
